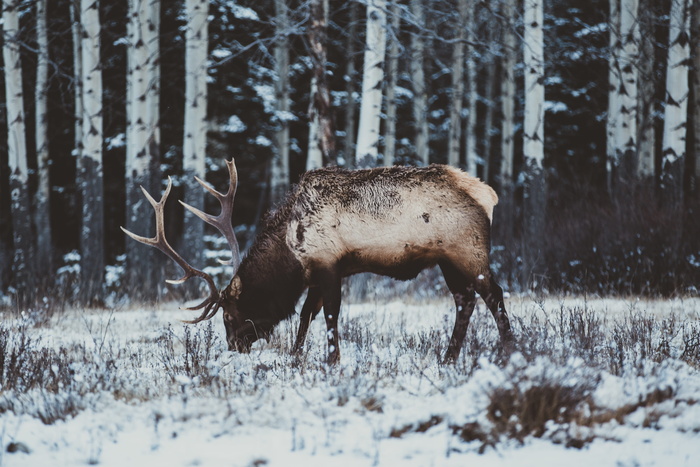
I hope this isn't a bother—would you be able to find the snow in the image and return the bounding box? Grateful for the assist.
[1,297,700,466]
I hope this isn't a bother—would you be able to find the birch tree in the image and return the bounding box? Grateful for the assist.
[35,0,52,268]
[306,0,335,170]
[71,0,83,168]
[80,0,105,304]
[610,0,640,193]
[661,0,692,210]
[125,0,161,300]
[637,0,656,179]
[355,0,387,168]
[182,0,209,278]
[522,0,546,285]
[606,0,621,193]
[447,0,467,167]
[383,1,401,167]
[3,0,35,304]
[465,1,478,175]
[497,0,517,243]
[409,0,429,166]
[343,1,360,167]
[271,0,291,203]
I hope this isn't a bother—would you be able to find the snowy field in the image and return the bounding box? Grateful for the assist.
[2,294,700,466]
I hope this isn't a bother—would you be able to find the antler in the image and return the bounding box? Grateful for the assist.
[122,159,242,323]
[179,159,242,271]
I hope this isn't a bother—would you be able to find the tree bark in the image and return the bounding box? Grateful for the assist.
[3,0,36,305]
[71,0,83,164]
[447,0,467,167]
[522,0,546,288]
[271,0,291,203]
[692,0,700,196]
[661,0,692,211]
[465,1,478,175]
[355,0,387,168]
[343,1,360,167]
[409,0,429,166]
[383,1,401,167]
[80,0,105,304]
[182,0,209,293]
[35,0,52,271]
[306,0,336,170]
[126,0,161,301]
[606,0,621,194]
[637,0,656,179]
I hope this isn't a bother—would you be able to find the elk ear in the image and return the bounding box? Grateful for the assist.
[227,275,243,300]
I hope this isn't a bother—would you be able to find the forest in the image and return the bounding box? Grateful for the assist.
[1,0,699,310]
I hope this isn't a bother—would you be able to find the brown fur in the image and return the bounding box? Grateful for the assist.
[223,164,512,363]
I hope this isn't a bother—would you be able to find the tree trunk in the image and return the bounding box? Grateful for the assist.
[355,0,387,168]
[383,1,401,167]
[306,0,336,170]
[637,0,656,179]
[409,0,429,166]
[661,0,692,211]
[606,0,621,194]
[522,0,546,288]
[3,0,36,305]
[182,0,209,295]
[343,1,359,167]
[692,0,700,196]
[447,0,467,167]
[465,1,478,175]
[125,0,161,302]
[271,0,291,203]
[35,0,52,272]
[481,21,499,183]
[80,0,105,305]
[615,0,640,192]
[71,0,83,164]
[497,0,517,251]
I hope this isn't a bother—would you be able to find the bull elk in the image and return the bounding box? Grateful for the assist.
[122,159,514,364]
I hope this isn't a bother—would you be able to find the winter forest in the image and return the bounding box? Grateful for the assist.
[1,0,700,305]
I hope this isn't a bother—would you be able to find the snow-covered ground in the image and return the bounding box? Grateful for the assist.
[1,295,700,466]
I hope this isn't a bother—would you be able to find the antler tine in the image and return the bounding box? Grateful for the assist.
[121,178,222,322]
[179,159,241,270]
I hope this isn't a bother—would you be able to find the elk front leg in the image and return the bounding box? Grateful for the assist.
[319,270,342,365]
[293,287,323,354]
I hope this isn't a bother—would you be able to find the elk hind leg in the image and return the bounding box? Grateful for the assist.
[475,272,514,350]
[440,262,478,364]
[293,287,323,354]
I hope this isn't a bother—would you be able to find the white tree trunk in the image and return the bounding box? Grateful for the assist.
[500,0,516,184]
[71,0,83,164]
[126,0,161,300]
[637,0,656,179]
[465,1,478,175]
[616,0,640,185]
[343,1,359,166]
[272,0,291,203]
[661,0,693,209]
[182,0,209,278]
[80,0,105,303]
[306,0,334,171]
[383,1,401,167]
[447,0,467,167]
[606,0,621,191]
[355,0,387,168]
[522,0,546,285]
[3,0,35,301]
[409,0,429,166]
[35,0,52,266]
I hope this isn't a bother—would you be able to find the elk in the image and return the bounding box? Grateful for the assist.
[122,159,514,364]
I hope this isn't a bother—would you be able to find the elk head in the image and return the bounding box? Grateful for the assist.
[121,159,253,351]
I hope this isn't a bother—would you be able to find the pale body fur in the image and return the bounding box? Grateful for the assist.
[286,165,498,284]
